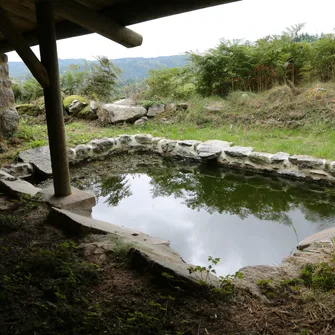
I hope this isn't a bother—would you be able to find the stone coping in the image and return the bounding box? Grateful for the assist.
[66,134,335,185]
[2,134,335,185]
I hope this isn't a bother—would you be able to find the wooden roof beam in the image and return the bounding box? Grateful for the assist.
[0,4,50,88]
[30,0,143,48]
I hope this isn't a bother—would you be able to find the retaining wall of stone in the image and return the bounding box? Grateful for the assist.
[0,53,19,138]
[66,134,335,185]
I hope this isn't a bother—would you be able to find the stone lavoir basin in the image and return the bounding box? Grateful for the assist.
[72,155,335,276]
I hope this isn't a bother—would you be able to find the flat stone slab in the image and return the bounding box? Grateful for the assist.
[0,179,41,197]
[224,146,253,158]
[38,186,96,212]
[298,227,335,250]
[197,140,232,159]
[52,208,216,290]
[18,146,52,177]
[271,152,290,164]
[0,169,15,180]
[289,155,325,169]
[249,152,273,165]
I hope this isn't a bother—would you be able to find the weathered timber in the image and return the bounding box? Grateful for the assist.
[36,0,71,196]
[0,4,49,88]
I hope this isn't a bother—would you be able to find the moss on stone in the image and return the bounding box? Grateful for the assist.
[63,95,89,109]
[16,104,40,116]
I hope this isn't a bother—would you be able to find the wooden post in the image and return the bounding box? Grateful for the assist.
[36,0,71,197]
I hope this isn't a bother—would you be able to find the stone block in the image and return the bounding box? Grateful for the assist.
[271,152,290,164]
[289,155,326,169]
[0,108,19,137]
[0,87,14,109]
[18,146,52,178]
[0,169,15,181]
[197,140,232,160]
[38,186,96,213]
[298,227,335,250]
[147,104,165,117]
[134,134,153,145]
[224,146,253,158]
[249,152,273,165]
[0,179,41,197]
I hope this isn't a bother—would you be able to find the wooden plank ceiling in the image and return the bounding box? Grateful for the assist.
[0,0,240,52]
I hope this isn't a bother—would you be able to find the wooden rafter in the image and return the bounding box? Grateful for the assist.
[0,0,240,53]
[30,0,143,48]
[0,4,50,88]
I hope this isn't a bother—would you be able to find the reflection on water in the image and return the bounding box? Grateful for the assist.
[88,167,335,275]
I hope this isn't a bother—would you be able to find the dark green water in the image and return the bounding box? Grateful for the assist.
[86,166,335,275]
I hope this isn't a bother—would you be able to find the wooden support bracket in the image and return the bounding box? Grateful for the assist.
[29,0,143,48]
[0,5,50,88]
[53,0,143,48]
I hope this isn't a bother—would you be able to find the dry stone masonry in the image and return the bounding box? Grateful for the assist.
[4,134,335,186]
[0,53,19,138]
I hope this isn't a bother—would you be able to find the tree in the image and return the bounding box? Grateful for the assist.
[82,56,122,101]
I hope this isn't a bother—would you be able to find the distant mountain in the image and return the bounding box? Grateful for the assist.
[8,55,189,82]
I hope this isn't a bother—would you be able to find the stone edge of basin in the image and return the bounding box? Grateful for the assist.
[68,135,335,187]
[49,207,213,291]
[1,167,334,298]
[4,134,335,185]
[2,134,335,297]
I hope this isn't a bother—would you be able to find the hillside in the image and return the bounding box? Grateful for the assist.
[8,55,189,82]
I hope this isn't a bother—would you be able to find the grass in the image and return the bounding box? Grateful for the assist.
[2,118,335,164]
[2,82,335,164]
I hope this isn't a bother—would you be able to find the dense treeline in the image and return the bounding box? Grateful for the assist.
[144,26,335,99]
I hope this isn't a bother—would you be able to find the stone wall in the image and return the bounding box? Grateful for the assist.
[0,53,19,138]
[3,134,335,185]
[66,135,335,185]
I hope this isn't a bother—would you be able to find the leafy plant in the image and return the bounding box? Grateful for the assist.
[300,262,335,291]
[187,256,244,297]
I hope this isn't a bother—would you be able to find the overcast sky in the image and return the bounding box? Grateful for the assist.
[7,0,335,62]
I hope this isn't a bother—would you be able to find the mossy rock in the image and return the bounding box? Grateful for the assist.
[16,104,41,116]
[63,95,89,109]
[78,105,97,120]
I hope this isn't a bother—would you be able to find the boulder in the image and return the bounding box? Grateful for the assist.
[99,104,147,124]
[64,95,88,107]
[197,140,232,160]
[134,117,148,126]
[18,146,52,178]
[147,104,165,117]
[112,98,136,106]
[90,101,100,114]
[78,105,98,120]
[68,99,88,115]
[0,108,19,137]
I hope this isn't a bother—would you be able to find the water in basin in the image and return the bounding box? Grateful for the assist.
[75,161,335,275]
